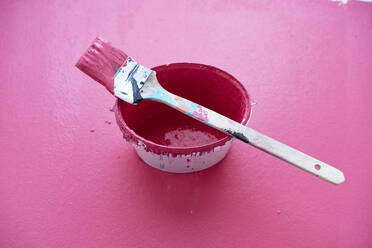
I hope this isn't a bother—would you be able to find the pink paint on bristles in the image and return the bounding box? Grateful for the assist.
[76,37,128,94]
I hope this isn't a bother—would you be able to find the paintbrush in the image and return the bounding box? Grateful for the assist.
[76,37,345,185]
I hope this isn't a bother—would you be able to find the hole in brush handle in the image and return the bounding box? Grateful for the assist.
[241,127,345,185]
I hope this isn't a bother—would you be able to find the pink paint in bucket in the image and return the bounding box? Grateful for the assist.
[114,63,251,172]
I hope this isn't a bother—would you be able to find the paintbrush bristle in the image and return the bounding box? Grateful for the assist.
[75,37,128,94]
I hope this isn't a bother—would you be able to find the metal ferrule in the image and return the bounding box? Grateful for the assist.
[114,57,153,104]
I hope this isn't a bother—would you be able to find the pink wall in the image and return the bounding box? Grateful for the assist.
[1,0,371,247]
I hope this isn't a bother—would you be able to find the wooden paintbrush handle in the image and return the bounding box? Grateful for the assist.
[240,128,345,185]
[147,85,344,185]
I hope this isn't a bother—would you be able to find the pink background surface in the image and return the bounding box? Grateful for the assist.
[1,0,372,247]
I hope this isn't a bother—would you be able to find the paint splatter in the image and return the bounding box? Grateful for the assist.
[90,129,95,133]
[330,0,372,5]
[186,158,191,162]
[174,96,184,101]
[105,120,112,124]
[192,105,209,122]
[178,105,190,113]
[224,129,249,143]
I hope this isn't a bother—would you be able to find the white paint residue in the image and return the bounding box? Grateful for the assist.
[133,139,233,173]
[330,0,372,5]
[330,0,348,5]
